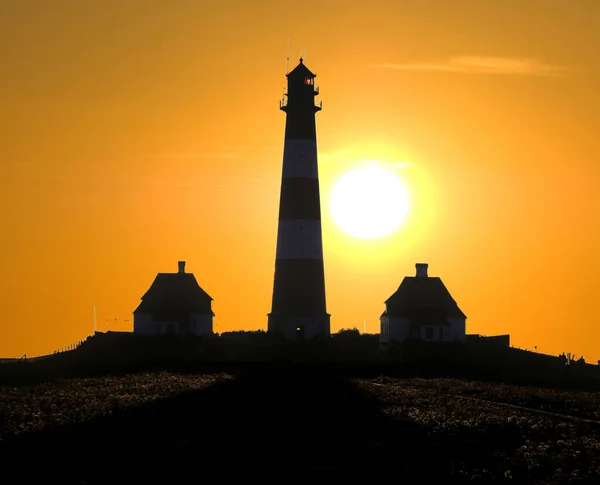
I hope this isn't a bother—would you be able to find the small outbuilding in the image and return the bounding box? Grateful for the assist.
[380,263,466,345]
[133,261,214,336]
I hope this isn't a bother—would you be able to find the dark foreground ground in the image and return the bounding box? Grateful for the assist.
[1,366,599,484]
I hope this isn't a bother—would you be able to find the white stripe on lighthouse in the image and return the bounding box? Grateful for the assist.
[282,139,319,179]
[275,219,323,260]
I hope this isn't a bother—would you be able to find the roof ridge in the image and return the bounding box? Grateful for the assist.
[384,275,466,318]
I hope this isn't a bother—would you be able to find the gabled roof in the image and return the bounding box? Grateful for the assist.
[384,276,466,319]
[287,58,316,78]
[133,272,214,319]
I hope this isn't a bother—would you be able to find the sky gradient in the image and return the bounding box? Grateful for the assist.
[1,0,599,362]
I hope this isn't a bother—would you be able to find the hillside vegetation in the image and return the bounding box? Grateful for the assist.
[1,329,598,390]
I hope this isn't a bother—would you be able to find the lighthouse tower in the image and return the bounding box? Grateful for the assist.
[268,58,330,340]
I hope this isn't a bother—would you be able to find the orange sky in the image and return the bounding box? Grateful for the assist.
[1,1,599,362]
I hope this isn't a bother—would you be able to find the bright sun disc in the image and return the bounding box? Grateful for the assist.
[330,165,409,239]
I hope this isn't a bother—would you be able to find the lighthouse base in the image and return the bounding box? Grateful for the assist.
[267,313,331,341]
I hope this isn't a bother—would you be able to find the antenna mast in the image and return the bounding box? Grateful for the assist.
[93,306,97,335]
[286,38,290,74]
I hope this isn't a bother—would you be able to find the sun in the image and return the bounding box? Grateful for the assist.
[330,164,410,239]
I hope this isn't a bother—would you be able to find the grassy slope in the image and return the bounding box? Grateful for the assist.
[1,368,599,484]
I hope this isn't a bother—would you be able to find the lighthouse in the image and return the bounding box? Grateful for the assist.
[268,58,330,340]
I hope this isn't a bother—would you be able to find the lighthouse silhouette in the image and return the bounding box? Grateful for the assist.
[268,58,330,340]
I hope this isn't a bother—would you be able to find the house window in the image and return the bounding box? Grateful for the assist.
[425,327,433,339]
[439,326,444,340]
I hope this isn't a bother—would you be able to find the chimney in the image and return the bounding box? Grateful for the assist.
[178,261,186,274]
[415,263,428,278]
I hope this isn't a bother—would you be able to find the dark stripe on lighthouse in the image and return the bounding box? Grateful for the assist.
[284,113,317,140]
[278,178,322,220]
[271,259,327,314]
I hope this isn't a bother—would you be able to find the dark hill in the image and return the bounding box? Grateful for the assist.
[1,331,599,390]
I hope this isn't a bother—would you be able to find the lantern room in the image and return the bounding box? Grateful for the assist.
[280,58,321,113]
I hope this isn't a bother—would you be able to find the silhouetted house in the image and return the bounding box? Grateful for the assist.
[380,263,466,344]
[133,261,214,336]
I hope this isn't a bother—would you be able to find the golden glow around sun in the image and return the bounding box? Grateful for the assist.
[330,164,410,239]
